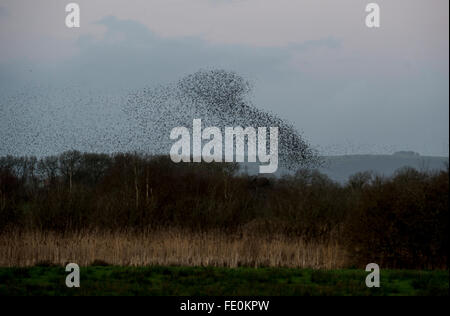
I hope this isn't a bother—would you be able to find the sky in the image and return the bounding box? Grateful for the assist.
[0,0,448,156]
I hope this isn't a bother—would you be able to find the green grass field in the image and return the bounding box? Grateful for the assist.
[0,266,448,296]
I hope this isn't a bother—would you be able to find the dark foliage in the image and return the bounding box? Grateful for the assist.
[0,151,447,269]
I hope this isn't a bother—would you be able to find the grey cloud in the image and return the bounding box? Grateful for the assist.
[0,6,8,17]
[50,16,302,91]
[288,37,341,52]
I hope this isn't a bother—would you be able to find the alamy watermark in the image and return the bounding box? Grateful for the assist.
[65,263,80,288]
[365,263,380,288]
[365,3,381,28]
[169,119,279,174]
[65,3,80,28]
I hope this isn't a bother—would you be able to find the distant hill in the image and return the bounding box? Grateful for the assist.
[319,154,449,183]
[239,154,449,183]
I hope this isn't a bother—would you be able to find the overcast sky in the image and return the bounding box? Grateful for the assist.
[0,0,448,156]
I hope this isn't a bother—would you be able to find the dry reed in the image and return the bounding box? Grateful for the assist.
[0,229,347,269]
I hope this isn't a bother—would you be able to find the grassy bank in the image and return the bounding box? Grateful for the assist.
[0,266,447,296]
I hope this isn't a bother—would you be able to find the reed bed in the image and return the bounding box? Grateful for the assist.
[0,229,347,269]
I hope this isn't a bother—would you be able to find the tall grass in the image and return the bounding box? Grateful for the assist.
[0,228,346,268]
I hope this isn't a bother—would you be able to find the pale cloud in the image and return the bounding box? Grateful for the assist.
[0,6,8,17]
[0,1,448,57]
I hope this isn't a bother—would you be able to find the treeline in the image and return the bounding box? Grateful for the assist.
[0,151,448,269]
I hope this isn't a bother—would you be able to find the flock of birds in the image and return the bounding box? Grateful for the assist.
[125,69,320,170]
[1,69,320,170]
